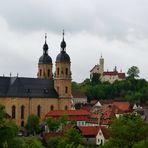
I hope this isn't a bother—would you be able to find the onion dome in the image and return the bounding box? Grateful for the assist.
[39,34,52,64]
[56,30,70,62]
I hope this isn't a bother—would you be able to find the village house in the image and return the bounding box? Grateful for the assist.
[72,91,87,106]
[78,126,110,146]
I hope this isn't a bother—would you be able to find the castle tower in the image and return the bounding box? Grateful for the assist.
[37,34,53,79]
[99,55,104,74]
[54,31,72,110]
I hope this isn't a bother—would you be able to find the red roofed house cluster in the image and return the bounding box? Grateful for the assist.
[44,99,133,146]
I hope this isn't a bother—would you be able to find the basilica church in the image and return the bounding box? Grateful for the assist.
[0,32,72,126]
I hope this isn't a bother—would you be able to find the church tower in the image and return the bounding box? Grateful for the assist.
[54,31,72,110]
[38,34,53,79]
[99,55,104,74]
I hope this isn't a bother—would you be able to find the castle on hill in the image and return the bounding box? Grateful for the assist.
[90,56,125,83]
[0,31,72,126]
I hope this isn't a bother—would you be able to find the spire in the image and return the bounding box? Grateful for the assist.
[60,30,66,51]
[43,33,48,55]
[45,33,47,43]
[62,29,64,40]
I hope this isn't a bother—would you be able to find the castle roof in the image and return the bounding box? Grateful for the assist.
[0,76,58,98]
[103,71,125,79]
[90,64,99,72]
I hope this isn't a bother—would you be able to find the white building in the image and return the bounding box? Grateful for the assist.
[90,56,125,83]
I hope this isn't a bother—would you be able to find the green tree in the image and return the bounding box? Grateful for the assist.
[46,117,60,132]
[127,66,140,79]
[72,81,80,91]
[26,114,40,135]
[24,136,44,148]
[103,113,148,148]
[58,128,83,148]
[133,140,148,148]
[8,137,26,148]
[91,73,101,86]
[59,114,68,128]
[0,104,19,147]
[47,137,60,148]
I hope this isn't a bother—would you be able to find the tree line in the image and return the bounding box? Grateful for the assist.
[72,66,148,103]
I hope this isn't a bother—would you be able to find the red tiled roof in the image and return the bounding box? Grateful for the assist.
[79,126,100,136]
[80,106,92,112]
[45,110,91,121]
[46,109,90,117]
[103,71,118,76]
[99,100,114,105]
[79,126,110,139]
[72,91,87,98]
[113,102,130,112]
[118,73,126,79]
[99,102,130,125]
[101,126,110,139]
[90,113,99,119]
[103,71,125,79]
[69,116,89,121]
[99,104,117,125]
[90,100,98,105]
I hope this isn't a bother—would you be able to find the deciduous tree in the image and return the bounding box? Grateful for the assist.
[26,114,40,135]
[103,113,148,148]
[127,66,140,78]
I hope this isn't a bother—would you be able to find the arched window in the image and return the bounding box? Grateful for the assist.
[66,68,68,75]
[21,121,24,127]
[37,105,41,118]
[40,69,42,76]
[21,105,25,119]
[50,105,54,111]
[65,105,68,110]
[48,69,50,77]
[65,86,68,94]
[57,68,59,75]
[12,105,16,119]
[57,86,59,93]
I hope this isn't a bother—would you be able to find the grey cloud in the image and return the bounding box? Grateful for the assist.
[0,0,148,40]
[0,0,148,82]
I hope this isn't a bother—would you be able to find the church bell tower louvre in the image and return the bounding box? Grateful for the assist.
[54,30,72,108]
[37,34,53,79]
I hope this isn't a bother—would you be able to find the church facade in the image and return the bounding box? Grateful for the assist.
[0,32,72,126]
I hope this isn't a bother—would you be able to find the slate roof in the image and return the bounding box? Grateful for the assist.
[0,76,58,98]
[56,50,70,62]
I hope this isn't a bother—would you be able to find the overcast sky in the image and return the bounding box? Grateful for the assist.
[0,0,148,82]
